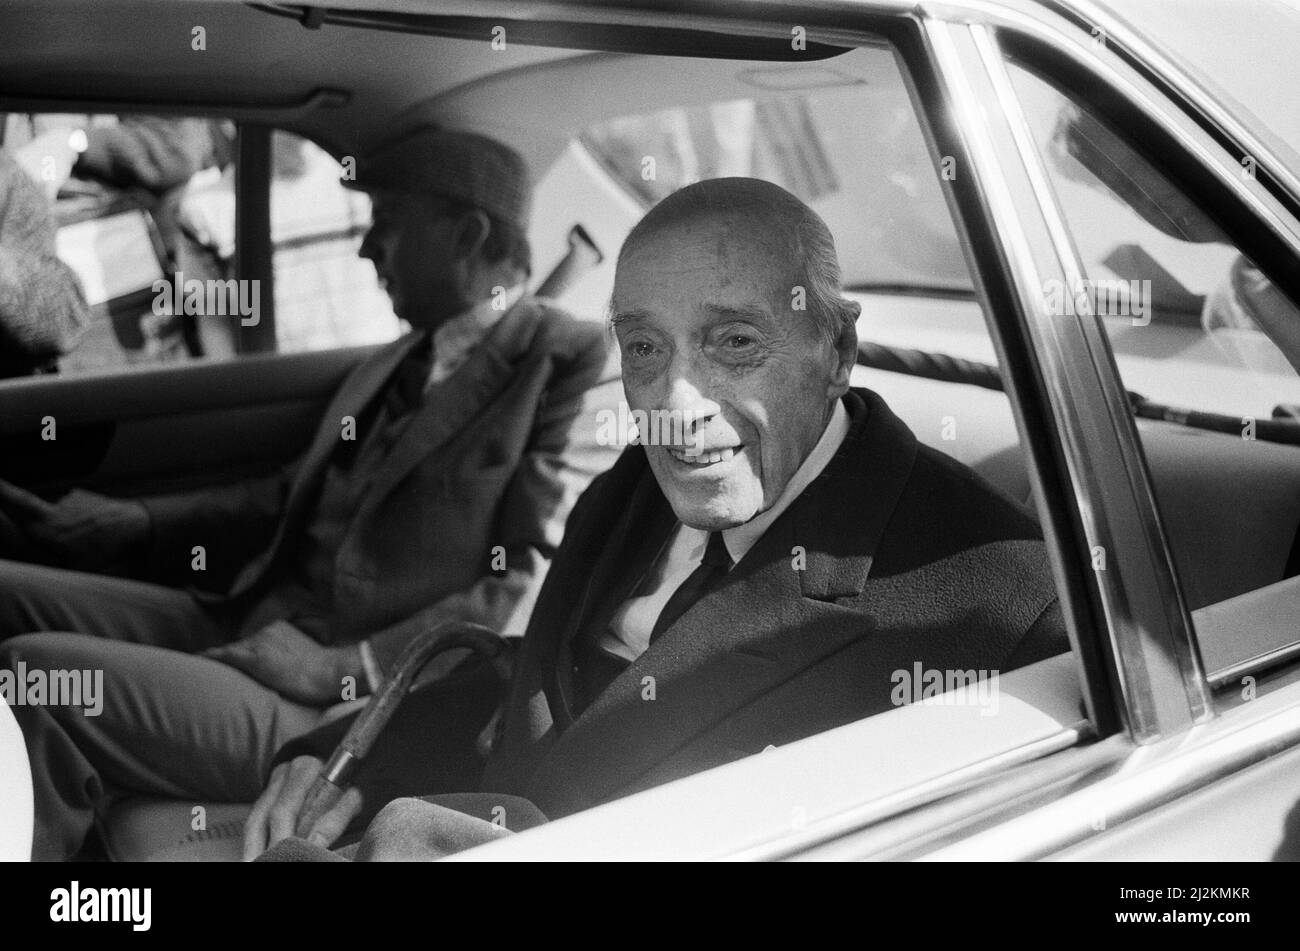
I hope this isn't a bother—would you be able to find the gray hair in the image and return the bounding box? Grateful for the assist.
[617,177,857,347]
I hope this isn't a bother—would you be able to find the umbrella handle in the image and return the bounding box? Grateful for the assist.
[294,621,510,837]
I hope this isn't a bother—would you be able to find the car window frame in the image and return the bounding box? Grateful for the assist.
[512,7,1126,745]
[989,17,1300,707]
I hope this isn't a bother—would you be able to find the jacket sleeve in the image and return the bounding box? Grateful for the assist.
[137,466,294,585]
[0,154,90,369]
[365,321,610,675]
[0,243,88,366]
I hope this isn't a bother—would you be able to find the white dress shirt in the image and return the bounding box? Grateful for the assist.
[599,399,852,662]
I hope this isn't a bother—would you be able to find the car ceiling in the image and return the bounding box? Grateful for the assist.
[0,0,584,157]
[0,0,878,182]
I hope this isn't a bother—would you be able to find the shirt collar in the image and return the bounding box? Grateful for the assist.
[706,398,851,565]
[426,284,524,387]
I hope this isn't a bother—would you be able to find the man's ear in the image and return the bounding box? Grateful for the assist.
[829,301,860,397]
[450,209,491,261]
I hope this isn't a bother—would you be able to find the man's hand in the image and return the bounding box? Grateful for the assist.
[243,755,363,861]
[0,479,150,570]
[203,620,363,706]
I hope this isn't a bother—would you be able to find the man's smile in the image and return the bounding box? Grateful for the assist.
[665,443,744,469]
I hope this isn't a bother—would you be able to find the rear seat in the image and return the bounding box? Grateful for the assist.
[860,368,1300,612]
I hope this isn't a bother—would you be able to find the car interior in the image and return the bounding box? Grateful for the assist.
[1,0,1299,860]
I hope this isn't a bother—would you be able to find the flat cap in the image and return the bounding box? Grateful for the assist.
[344,128,531,232]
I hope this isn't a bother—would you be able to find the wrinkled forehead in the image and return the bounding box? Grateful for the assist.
[614,208,801,306]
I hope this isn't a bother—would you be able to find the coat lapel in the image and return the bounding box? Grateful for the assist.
[526,389,922,811]
[353,302,543,521]
[543,464,678,729]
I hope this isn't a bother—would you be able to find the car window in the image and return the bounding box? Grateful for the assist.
[175,129,400,357]
[575,78,973,296]
[0,116,398,377]
[1006,61,1300,689]
[264,132,398,353]
[2,111,235,374]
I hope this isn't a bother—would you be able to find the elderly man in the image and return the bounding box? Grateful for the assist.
[0,128,608,861]
[249,177,1069,861]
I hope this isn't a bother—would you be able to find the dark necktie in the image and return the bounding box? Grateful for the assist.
[330,333,431,472]
[384,332,434,419]
[649,531,733,642]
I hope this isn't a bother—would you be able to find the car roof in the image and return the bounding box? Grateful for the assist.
[0,0,579,155]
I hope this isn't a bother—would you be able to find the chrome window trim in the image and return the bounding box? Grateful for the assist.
[911,21,1119,734]
[922,19,1204,740]
[1209,642,1300,690]
[968,24,1213,727]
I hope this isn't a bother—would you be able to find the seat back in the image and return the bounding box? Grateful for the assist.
[867,365,1300,611]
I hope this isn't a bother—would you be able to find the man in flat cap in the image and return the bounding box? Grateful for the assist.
[0,128,610,861]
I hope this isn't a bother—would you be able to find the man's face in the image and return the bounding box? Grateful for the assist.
[359,191,460,330]
[612,213,850,531]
